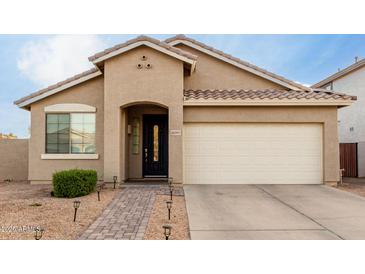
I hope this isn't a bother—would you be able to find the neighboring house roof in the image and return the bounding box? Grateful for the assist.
[311,58,365,88]
[14,68,102,109]
[165,35,311,92]
[89,35,198,70]
[183,89,356,106]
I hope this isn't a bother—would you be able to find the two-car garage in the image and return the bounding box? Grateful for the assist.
[183,123,323,184]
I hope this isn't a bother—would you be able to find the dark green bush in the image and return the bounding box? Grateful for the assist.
[52,169,97,198]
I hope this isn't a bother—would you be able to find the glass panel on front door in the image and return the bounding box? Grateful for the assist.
[153,125,159,162]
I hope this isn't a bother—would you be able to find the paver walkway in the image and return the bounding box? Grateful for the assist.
[79,185,184,240]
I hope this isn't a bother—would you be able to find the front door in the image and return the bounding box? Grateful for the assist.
[143,115,168,177]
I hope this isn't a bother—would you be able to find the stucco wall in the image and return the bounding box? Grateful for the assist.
[0,139,29,181]
[183,106,340,183]
[333,66,365,143]
[28,76,104,183]
[331,66,365,177]
[103,46,184,183]
[176,44,287,91]
[357,142,365,177]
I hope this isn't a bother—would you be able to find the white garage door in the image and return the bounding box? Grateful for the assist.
[183,123,323,184]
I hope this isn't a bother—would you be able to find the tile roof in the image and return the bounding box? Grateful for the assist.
[89,35,198,63]
[183,89,356,101]
[14,67,100,106]
[311,57,365,88]
[165,35,311,91]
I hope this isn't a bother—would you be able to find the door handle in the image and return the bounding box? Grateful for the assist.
[144,148,148,162]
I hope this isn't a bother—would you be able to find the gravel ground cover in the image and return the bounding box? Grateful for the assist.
[0,181,118,240]
[144,191,190,240]
[335,181,365,198]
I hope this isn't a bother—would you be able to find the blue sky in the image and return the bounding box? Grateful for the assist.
[1,34,365,138]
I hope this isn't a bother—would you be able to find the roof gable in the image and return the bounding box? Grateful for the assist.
[15,68,102,109]
[15,35,198,109]
[89,35,197,72]
[165,35,311,92]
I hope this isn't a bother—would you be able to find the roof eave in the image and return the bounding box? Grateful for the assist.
[312,59,365,88]
[14,70,102,109]
[183,99,355,107]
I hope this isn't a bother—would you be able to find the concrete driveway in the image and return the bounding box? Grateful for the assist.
[184,184,365,240]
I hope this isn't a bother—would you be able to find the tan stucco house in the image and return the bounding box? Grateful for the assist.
[15,35,356,185]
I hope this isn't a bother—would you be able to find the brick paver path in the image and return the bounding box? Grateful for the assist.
[80,186,158,240]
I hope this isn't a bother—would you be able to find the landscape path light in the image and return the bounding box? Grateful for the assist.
[169,185,174,201]
[97,185,102,201]
[113,176,118,189]
[162,224,172,240]
[73,200,81,222]
[34,227,44,240]
[166,200,173,220]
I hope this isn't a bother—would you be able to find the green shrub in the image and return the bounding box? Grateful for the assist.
[52,169,97,198]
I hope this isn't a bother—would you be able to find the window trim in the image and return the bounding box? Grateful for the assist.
[44,103,96,113]
[45,112,96,156]
[41,153,99,160]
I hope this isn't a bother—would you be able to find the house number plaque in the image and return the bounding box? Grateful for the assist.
[170,129,181,136]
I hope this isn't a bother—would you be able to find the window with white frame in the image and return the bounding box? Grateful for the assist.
[46,113,96,154]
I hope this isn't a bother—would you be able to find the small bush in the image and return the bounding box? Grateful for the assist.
[52,169,97,198]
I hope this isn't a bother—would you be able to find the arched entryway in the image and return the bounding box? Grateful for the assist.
[121,102,169,181]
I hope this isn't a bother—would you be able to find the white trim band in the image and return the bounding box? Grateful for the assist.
[41,154,99,160]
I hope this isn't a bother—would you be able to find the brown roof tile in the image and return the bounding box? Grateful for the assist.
[183,89,356,101]
[89,35,198,63]
[166,35,311,91]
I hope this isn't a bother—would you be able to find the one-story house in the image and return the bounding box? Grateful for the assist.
[14,35,356,185]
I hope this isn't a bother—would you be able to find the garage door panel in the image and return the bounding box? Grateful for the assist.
[183,123,323,184]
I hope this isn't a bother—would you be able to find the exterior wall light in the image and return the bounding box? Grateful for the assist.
[34,227,44,240]
[162,224,172,240]
[73,200,81,222]
[113,176,118,189]
[166,200,173,220]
